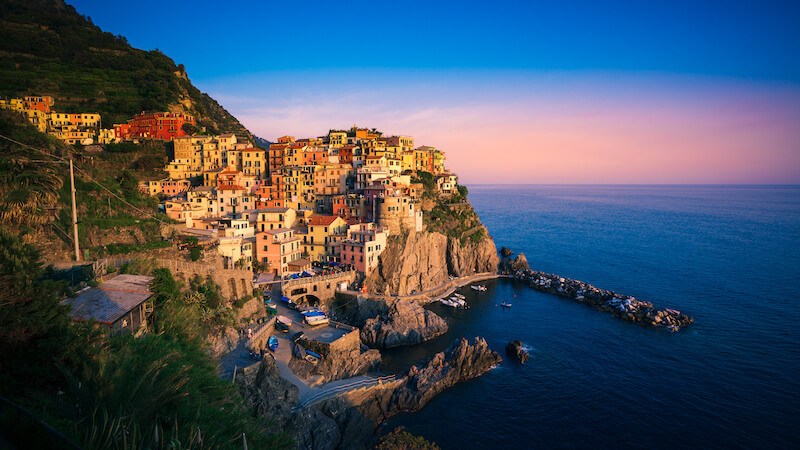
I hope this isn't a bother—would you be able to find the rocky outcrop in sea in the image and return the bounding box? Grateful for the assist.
[509,268,694,331]
[506,340,529,364]
[388,337,502,412]
[360,300,449,348]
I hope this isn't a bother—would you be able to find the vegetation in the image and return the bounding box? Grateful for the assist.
[0,232,291,449]
[0,0,251,135]
[376,427,440,450]
[412,171,484,243]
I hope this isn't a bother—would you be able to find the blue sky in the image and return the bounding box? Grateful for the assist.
[71,0,800,83]
[69,0,800,183]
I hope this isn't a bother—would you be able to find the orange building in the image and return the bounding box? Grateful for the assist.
[116,112,195,140]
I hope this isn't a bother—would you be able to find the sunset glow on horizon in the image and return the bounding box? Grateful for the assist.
[204,71,800,184]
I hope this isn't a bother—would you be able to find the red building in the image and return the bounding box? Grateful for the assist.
[115,112,195,141]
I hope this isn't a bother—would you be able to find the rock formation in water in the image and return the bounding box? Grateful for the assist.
[506,340,529,364]
[387,337,502,412]
[360,300,449,348]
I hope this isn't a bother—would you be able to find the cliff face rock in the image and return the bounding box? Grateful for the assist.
[447,231,500,277]
[236,358,299,427]
[290,346,381,384]
[206,326,239,358]
[366,231,449,296]
[367,230,499,296]
[390,337,502,411]
[360,301,448,348]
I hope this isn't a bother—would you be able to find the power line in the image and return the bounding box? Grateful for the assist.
[0,133,167,225]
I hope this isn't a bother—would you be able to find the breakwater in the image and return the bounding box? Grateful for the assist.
[509,268,694,331]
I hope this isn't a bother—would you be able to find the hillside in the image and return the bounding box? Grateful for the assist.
[0,0,251,136]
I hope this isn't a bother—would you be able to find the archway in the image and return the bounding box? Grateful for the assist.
[302,294,322,307]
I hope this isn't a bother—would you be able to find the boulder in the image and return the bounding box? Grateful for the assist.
[500,246,514,257]
[361,301,448,348]
[511,253,530,271]
[505,340,529,364]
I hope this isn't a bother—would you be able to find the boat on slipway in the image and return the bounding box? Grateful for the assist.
[471,285,487,292]
[267,335,279,351]
[302,310,330,326]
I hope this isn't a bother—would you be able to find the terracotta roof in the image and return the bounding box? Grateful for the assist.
[66,275,153,324]
[218,184,245,191]
[309,215,340,226]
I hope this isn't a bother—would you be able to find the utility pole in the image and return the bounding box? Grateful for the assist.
[69,159,81,262]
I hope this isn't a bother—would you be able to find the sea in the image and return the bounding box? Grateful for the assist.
[382,185,800,449]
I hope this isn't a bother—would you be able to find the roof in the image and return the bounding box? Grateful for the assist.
[218,185,245,191]
[243,207,290,214]
[66,275,154,324]
[308,215,340,226]
[265,228,292,235]
[287,258,311,269]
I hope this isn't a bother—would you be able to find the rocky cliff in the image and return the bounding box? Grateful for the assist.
[360,300,448,348]
[367,229,499,296]
[386,337,502,412]
[237,337,501,450]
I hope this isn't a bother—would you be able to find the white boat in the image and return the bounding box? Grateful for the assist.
[276,315,293,327]
[501,301,512,308]
[470,285,487,292]
[450,296,467,307]
[440,298,459,308]
[453,293,466,299]
[305,314,330,326]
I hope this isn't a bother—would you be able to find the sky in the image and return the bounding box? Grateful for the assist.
[70,0,800,184]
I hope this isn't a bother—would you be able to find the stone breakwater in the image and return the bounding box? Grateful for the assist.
[511,269,694,331]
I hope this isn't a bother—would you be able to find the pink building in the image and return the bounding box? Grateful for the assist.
[339,223,387,276]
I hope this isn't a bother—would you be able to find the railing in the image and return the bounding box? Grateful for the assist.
[292,375,397,411]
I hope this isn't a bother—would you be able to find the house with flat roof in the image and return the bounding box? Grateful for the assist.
[65,274,154,335]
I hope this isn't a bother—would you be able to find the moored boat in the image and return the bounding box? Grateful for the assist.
[267,335,279,351]
[501,301,512,308]
[440,298,459,307]
[305,313,330,326]
[276,315,293,327]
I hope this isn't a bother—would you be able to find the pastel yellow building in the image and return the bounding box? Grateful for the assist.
[304,215,348,261]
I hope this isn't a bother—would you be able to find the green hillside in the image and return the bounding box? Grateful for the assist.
[0,0,250,135]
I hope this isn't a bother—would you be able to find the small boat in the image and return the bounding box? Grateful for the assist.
[453,293,466,299]
[276,315,293,327]
[301,310,326,318]
[305,313,330,326]
[470,285,487,292]
[304,349,322,364]
[265,300,277,311]
[440,298,459,308]
[267,336,279,351]
[450,297,467,308]
[500,301,512,308]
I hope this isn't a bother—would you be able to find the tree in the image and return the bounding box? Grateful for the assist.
[0,229,75,396]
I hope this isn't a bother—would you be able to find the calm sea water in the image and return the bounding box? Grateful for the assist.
[383,185,800,449]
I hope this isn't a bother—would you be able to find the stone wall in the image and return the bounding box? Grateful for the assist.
[283,271,357,306]
[155,258,253,301]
